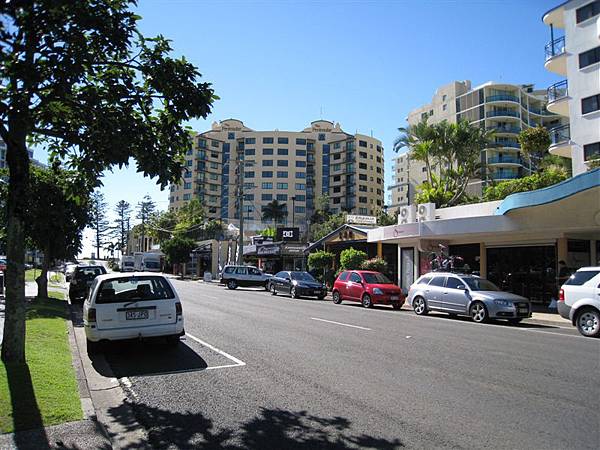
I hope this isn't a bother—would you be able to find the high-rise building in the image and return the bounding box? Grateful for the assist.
[543,0,600,174]
[389,80,568,207]
[169,119,384,232]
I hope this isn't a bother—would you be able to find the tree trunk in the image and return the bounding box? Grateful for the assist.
[35,248,50,299]
[1,135,30,364]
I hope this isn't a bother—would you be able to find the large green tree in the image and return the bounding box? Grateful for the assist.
[114,200,132,255]
[161,234,195,279]
[0,1,216,363]
[90,191,110,260]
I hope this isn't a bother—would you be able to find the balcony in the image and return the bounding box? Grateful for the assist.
[544,36,567,75]
[487,156,524,166]
[486,94,519,104]
[487,125,521,134]
[486,110,520,119]
[489,171,520,180]
[548,124,572,158]
[494,140,520,149]
[547,80,569,116]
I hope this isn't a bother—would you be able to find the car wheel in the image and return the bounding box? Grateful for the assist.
[332,291,342,304]
[508,318,522,325]
[412,296,428,315]
[291,287,299,299]
[362,294,373,308]
[470,302,488,323]
[166,335,180,347]
[227,279,237,290]
[392,301,402,310]
[576,307,600,338]
[271,284,277,296]
[264,281,270,291]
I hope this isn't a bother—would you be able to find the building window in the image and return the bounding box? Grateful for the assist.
[333,175,341,182]
[582,94,600,114]
[244,182,255,189]
[184,182,192,189]
[245,137,256,144]
[359,174,367,181]
[296,161,306,167]
[262,182,273,189]
[245,171,255,178]
[296,172,306,178]
[277,160,288,166]
[377,178,382,184]
[261,194,272,201]
[359,162,367,169]
[210,185,218,191]
[262,171,273,178]
[442,104,447,111]
[210,173,218,180]
[359,152,367,159]
[429,109,433,116]
[442,94,447,101]
[359,196,367,203]
[211,151,218,158]
[276,182,288,189]
[277,137,288,144]
[333,153,341,160]
[295,183,306,191]
[359,185,367,192]
[262,160,273,166]
[184,171,191,179]
[333,186,341,193]
[186,160,193,166]
[296,149,306,156]
[333,142,341,149]
[359,208,368,215]
[318,133,326,141]
[198,139,207,148]
[359,140,367,148]
[244,194,254,201]
[296,138,306,145]
[584,142,600,161]
[294,206,306,213]
[576,0,600,23]
[245,149,255,156]
[376,167,382,174]
[210,162,218,169]
[183,193,191,200]
[580,46,600,69]
[295,195,305,201]
[277,194,288,201]
[211,140,219,147]
[263,137,274,144]
[333,164,341,171]
[277,148,288,156]
[277,171,288,178]
[263,148,273,155]
[186,148,193,156]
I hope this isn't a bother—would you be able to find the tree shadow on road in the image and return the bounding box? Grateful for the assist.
[108,401,404,449]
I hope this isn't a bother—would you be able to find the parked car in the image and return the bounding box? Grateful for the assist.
[270,271,327,299]
[557,266,600,338]
[219,265,272,290]
[69,265,107,302]
[83,272,184,352]
[332,270,404,309]
[407,272,531,324]
[64,263,79,282]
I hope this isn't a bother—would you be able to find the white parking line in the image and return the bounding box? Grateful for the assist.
[311,317,372,331]
[185,332,246,367]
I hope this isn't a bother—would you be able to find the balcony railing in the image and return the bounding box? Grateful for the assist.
[487,125,521,134]
[548,80,568,102]
[488,157,523,165]
[494,140,520,149]
[486,110,520,118]
[486,94,519,103]
[549,124,570,145]
[545,36,565,61]
[490,171,520,180]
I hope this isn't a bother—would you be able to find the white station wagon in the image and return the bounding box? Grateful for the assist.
[83,272,184,351]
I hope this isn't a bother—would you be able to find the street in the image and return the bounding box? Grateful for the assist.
[90,279,600,449]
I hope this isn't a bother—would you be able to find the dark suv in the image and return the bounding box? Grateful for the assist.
[69,265,107,302]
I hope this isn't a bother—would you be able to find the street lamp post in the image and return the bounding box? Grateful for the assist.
[291,196,296,228]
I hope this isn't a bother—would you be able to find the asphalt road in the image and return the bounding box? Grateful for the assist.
[100,279,600,449]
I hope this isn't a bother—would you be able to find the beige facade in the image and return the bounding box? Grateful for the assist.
[391,80,569,205]
[169,119,384,232]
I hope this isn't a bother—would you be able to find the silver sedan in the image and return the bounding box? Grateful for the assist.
[407,272,531,324]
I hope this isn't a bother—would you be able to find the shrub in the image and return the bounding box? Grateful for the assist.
[361,257,388,273]
[339,247,367,270]
[483,167,568,201]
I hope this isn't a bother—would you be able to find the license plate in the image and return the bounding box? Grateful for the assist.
[126,310,149,320]
[390,295,399,301]
[518,308,528,314]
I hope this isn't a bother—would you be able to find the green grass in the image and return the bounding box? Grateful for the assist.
[24,269,38,282]
[0,291,82,433]
[49,272,64,285]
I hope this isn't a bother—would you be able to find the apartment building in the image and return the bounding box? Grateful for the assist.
[389,80,568,207]
[543,0,600,174]
[388,151,410,209]
[169,119,384,232]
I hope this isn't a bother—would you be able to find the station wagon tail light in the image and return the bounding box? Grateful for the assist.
[175,302,183,316]
[558,289,564,301]
[87,308,97,323]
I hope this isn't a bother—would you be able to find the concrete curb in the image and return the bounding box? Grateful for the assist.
[67,300,148,449]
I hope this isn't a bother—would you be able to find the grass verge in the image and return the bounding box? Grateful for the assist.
[0,291,82,433]
[24,269,38,282]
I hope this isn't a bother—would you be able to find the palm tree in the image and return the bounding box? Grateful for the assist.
[262,200,287,224]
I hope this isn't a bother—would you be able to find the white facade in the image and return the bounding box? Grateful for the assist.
[544,0,600,174]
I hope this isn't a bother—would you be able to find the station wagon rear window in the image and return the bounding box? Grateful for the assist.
[565,270,600,286]
[96,276,175,304]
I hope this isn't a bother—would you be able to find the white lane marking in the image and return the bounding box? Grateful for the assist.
[120,376,139,399]
[520,328,597,340]
[311,317,372,331]
[185,333,246,367]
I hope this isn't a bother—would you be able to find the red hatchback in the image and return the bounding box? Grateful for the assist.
[332,270,404,309]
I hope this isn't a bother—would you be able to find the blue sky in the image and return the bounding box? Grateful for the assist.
[46,0,561,257]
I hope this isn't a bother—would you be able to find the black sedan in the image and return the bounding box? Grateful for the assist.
[270,271,327,300]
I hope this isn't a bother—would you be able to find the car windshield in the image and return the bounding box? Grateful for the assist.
[362,273,393,284]
[123,262,134,267]
[291,272,316,282]
[96,276,175,304]
[144,261,160,269]
[463,278,500,291]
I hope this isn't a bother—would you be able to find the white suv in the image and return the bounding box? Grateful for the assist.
[558,267,600,338]
[84,272,184,351]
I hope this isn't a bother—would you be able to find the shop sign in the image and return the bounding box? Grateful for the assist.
[346,215,377,225]
[257,244,280,256]
[276,227,300,242]
[282,244,307,255]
